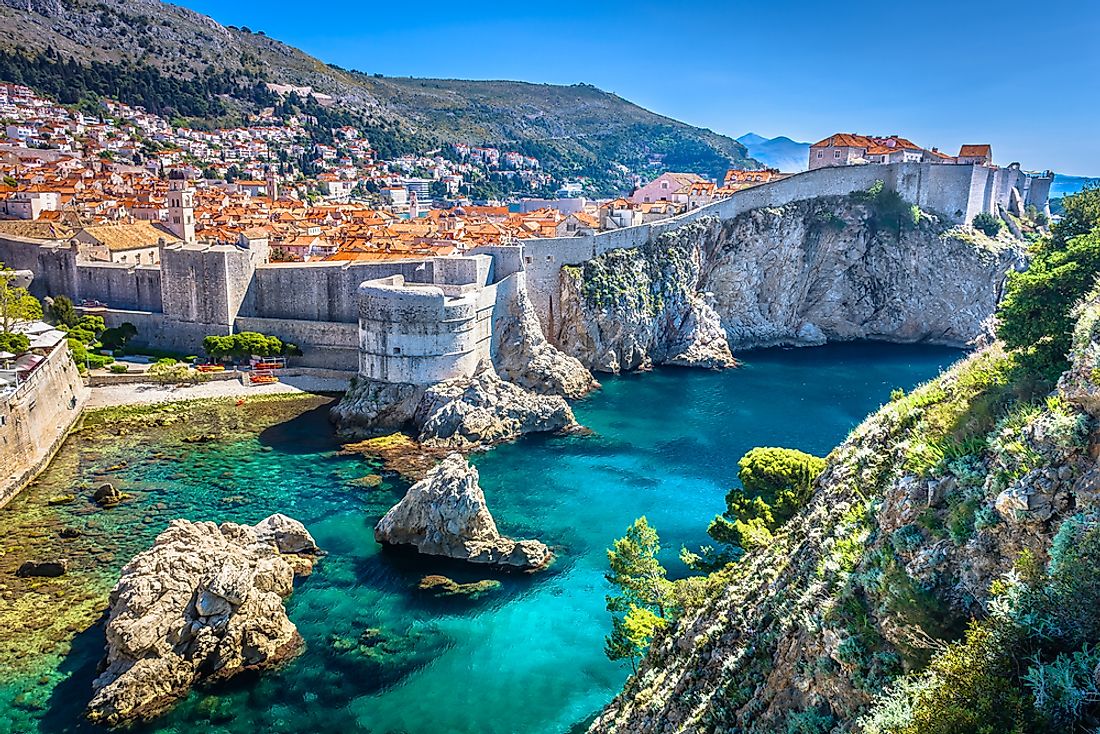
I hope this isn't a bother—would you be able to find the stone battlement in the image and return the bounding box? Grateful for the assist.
[0,161,1048,374]
[357,272,495,384]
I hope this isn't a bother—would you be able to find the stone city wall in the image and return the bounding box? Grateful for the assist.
[520,162,1000,335]
[0,163,1036,358]
[0,340,88,507]
[76,262,162,312]
[233,316,359,370]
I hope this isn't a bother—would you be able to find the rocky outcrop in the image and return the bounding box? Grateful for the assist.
[589,296,1100,733]
[329,378,424,438]
[492,276,599,398]
[93,482,124,507]
[86,514,320,727]
[332,369,579,450]
[375,453,552,570]
[413,370,578,450]
[557,197,1021,373]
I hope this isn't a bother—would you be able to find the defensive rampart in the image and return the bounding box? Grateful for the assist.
[520,162,1026,334]
[0,340,88,507]
[0,162,1040,363]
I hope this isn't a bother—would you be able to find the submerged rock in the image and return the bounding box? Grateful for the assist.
[16,560,68,578]
[86,514,320,727]
[92,483,124,507]
[375,454,553,571]
[417,574,502,597]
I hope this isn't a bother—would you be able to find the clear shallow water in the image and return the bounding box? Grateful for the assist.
[0,343,962,734]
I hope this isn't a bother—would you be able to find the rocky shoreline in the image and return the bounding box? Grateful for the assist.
[555,198,1020,373]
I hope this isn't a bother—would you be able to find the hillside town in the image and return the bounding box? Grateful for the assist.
[0,82,793,263]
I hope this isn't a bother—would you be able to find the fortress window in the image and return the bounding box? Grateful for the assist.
[393,347,401,355]
[525,256,532,264]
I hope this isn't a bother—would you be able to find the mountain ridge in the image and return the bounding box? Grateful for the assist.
[0,0,758,193]
[736,132,811,172]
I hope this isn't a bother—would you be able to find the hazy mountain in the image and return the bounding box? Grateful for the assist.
[0,0,757,192]
[736,133,811,172]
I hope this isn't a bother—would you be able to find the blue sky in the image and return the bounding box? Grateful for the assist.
[179,0,1099,175]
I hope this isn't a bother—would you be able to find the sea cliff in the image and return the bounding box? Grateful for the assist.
[556,195,1021,373]
[588,288,1100,733]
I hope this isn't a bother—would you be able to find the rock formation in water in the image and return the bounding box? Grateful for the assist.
[587,290,1100,733]
[375,453,552,570]
[557,196,1022,373]
[332,368,579,450]
[86,514,320,727]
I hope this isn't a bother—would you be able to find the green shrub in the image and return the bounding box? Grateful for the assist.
[972,212,1004,237]
[695,447,826,567]
[203,331,295,359]
[853,180,920,233]
[891,524,924,554]
[0,331,29,355]
[997,190,1100,373]
[100,321,137,350]
[109,363,129,374]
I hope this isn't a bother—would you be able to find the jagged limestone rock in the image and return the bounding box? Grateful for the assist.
[329,378,424,437]
[492,277,599,398]
[557,199,1020,373]
[86,514,320,727]
[332,369,578,450]
[414,370,578,450]
[375,453,552,570]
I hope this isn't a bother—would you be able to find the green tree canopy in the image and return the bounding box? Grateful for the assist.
[0,265,42,334]
[604,517,673,672]
[202,331,290,360]
[689,447,826,570]
[997,187,1100,373]
[972,212,1004,238]
[0,331,29,355]
[100,322,138,350]
[47,295,79,328]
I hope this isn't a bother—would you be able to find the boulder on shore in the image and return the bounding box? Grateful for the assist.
[375,454,553,571]
[86,514,320,728]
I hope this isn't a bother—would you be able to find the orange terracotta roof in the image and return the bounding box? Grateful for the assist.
[958,144,991,158]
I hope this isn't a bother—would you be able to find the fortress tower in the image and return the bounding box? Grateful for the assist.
[265,165,279,201]
[167,174,196,246]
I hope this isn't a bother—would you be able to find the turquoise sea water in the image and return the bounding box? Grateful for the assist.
[1,343,962,734]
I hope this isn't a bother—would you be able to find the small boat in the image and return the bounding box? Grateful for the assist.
[250,374,279,385]
[196,364,226,373]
